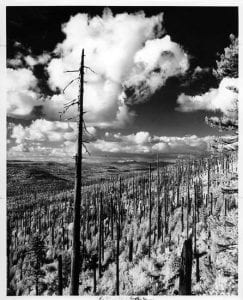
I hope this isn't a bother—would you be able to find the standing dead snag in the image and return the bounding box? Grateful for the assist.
[149,164,152,258]
[194,185,200,282]
[179,238,192,295]
[186,178,190,240]
[70,49,84,295]
[129,239,133,262]
[98,191,103,278]
[207,158,210,202]
[116,177,122,295]
[157,154,161,241]
[58,255,63,295]
[7,219,11,291]
[181,197,184,232]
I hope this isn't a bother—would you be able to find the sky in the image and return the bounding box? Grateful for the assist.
[6,6,238,162]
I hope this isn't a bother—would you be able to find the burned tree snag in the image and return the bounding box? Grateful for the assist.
[129,239,133,262]
[116,177,121,295]
[98,191,103,278]
[157,154,161,240]
[70,49,85,295]
[179,238,192,295]
[181,196,184,232]
[58,255,63,295]
[149,164,152,258]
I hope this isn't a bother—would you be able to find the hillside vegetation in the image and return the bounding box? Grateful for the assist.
[7,153,238,295]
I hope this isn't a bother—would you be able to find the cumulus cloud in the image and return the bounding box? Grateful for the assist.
[11,119,78,144]
[90,132,212,155]
[8,142,76,161]
[45,9,167,127]
[7,9,189,128]
[10,118,97,157]
[176,77,238,117]
[24,53,51,68]
[9,122,212,159]
[7,68,41,118]
[7,44,51,69]
[10,143,30,152]
[114,131,151,145]
[44,9,188,128]
[124,35,189,104]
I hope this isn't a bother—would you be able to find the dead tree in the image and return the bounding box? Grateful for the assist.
[98,191,103,278]
[58,255,63,295]
[186,180,190,239]
[157,154,161,240]
[194,185,200,282]
[116,177,122,295]
[179,238,192,295]
[149,164,152,258]
[181,196,184,232]
[65,49,95,294]
[70,49,84,295]
[207,159,210,200]
[129,239,133,262]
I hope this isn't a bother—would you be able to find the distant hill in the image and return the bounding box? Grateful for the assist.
[7,158,172,197]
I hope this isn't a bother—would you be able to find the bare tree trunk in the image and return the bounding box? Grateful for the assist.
[58,255,63,295]
[181,196,184,232]
[98,191,102,278]
[207,159,210,199]
[157,154,161,241]
[70,49,85,295]
[186,181,190,240]
[210,192,213,215]
[116,178,121,295]
[93,265,96,294]
[129,239,133,262]
[149,164,152,258]
[179,238,192,295]
[35,276,39,296]
[7,219,11,290]
[194,185,200,282]
[111,195,114,240]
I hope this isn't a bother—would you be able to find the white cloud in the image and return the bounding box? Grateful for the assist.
[7,51,51,69]
[7,68,41,118]
[152,142,170,152]
[11,119,78,144]
[24,53,50,67]
[87,126,97,136]
[7,10,189,128]
[8,142,75,162]
[45,10,188,127]
[7,57,23,68]
[124,35,189,103]
[176,77,238,117]
[9,117,98,159]
[8,124,213,159]
[46,10,165,127]
[114,131,151,145]
[91,132,212,155]
[10,143,30,152]
[7,68,37,91]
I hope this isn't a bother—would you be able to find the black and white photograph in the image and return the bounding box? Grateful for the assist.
[3,1,240,296]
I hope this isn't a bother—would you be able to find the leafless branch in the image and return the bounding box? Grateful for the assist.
[65,70,80,73]
[63,77,80,93]
[83,143,91,155]
[84,66,97,74]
